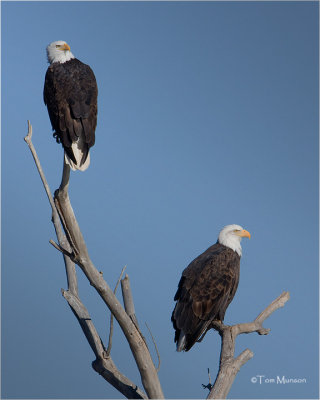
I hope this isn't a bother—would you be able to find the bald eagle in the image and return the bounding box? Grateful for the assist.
[171,224,250,352]
[44,41,98,171]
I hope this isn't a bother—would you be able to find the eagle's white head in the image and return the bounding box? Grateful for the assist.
[46,40,75,64]
[218,224,251,257]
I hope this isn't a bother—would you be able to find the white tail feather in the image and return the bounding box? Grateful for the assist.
[176,331,186,352]
[64,151,90,171]
[64,135,90,171]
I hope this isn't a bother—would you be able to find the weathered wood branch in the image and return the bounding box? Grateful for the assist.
[121,274,140,330]
[24,121,78,296]
[106,265,127,357]
[92,358,147,400]
[145,322,161,373]
[26,120,288,399]
[62,289,147,399]
[207,291,290,399]
[25,121,164,399]
[54,189,164,398]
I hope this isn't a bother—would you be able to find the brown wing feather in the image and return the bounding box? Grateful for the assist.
[172,242,240,351]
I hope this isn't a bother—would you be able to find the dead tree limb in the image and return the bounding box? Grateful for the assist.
[25,121,164,399]
[145,322,161,373]
[121,274,140,330]
[24,121,78,296]
[106,265,127,356]
[54,190,164,398]
[62,289,147,399]
[207,291,290,399]
[26,120,288,400]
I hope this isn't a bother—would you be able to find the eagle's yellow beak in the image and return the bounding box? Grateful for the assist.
[61,43,71,51]
[236,229,251,239]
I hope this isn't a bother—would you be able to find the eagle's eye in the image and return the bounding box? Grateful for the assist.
[56,45,61,48]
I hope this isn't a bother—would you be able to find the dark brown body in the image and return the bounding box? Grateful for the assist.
[171,243,240,351]
[44,58,98,166]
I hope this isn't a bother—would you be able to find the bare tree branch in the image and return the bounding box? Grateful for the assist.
[25,122,164,399]
[54,206,164,398]
[92,358,147,399]
[62,289,147,399]
[26,120,289,400]
[24,121,78,296]
[61,289,106,358]
[49,239,74,258]
[106,265,127,357]
[121,274,140,329]
[207,291,290,399]
[145,322,161,373]
[59,158,70,193]
[24,121,55,212]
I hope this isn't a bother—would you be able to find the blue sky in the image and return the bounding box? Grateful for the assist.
[1,1,319,399]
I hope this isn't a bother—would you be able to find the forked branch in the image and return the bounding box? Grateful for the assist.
[26,120,288,400]
[53,192,164,398]
[207,291,290,399]
[25,121,163,399]
[62,288,147,399]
